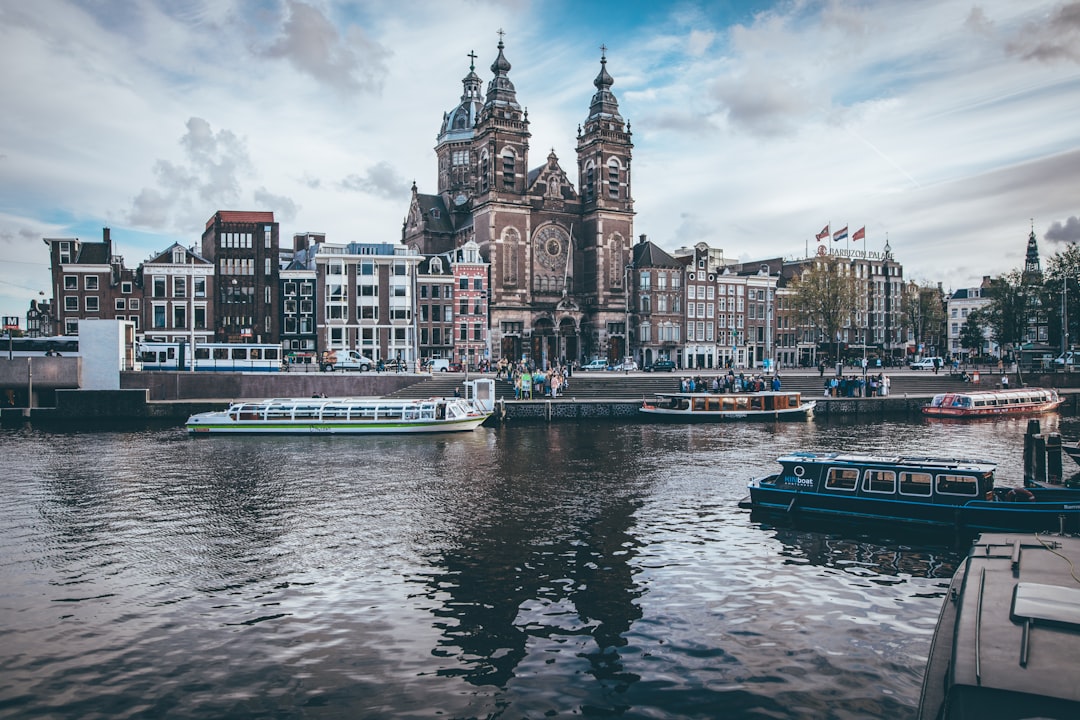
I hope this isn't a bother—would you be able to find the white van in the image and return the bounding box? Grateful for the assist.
[323,350,373,372]
[428,358,450,372]
[909,357,943,370]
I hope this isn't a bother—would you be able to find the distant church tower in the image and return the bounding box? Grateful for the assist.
[402,36,635,367]
[1022,222,1048,345]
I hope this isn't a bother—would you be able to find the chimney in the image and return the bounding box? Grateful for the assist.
[639,234,647,244]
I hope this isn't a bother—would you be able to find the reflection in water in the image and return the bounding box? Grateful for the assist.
[0,415,1062,718]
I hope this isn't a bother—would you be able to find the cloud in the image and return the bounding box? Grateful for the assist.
[710,70,810,137]
[128,117,252,231]
[1046,216,1080,243]
[254,187,299,223]
[339,161,407,199]
[260,0,389,94]
[1005,1,1080,63]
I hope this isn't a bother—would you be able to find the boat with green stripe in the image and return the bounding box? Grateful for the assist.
[186,394,490,434]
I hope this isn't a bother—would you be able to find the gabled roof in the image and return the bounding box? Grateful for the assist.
[75,242,111,265]
[414,194,455,234]
[632,240,680,268]
[144,242,211,265]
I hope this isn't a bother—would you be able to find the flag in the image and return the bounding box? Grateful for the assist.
[852,226,865,241]
[815,225,830,241]
[832,226,848,242]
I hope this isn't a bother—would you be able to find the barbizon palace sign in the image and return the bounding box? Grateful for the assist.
[817,245,894,261]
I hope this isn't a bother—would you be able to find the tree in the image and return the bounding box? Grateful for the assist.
[981,270,1031,363]
[1041,242,1080,352]
[959,309,987,359]
[789,256,858,362]
[901,282,946,357]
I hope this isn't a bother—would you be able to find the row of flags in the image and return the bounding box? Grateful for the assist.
[815,224,866,242]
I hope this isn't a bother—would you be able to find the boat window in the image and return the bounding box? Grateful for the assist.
[863,469,896,494]
[693,398,706,411]
[899,472,932,496]
[825,467,859,491]
[936,473,977,496]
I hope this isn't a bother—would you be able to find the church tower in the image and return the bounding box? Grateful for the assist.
[435,53,484,201]
[576,48,635,355]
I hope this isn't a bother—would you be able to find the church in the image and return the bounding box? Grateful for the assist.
[402,37,635,367]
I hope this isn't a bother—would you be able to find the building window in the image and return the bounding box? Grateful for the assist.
[64,276,77,290]
[130,298,140,310]
[173,306,186,328]
[174,277,186,298]
[115,298,126,310]
[502,150,515,189]
[473,278,483,290]
[194,307,206,329]
[153,277,166,298]
[85,276,99,290]
[153,305,166,328]
[607,159,620,198]
[64,296,78,311]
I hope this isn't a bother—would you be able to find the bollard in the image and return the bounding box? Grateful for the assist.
[1046,432,1063,485]
[1023,419,1041,483]
[1032,434,1047,485]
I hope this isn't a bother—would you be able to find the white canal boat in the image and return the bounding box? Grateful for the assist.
[187,379,495,435]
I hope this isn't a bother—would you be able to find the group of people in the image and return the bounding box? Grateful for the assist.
[680,371,782,394]
[501,360,574,400]
[824,373,891,397]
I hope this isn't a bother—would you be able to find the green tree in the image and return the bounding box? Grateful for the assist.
[982,270,1030,358]
[789,256,858,362]
[958,309,987,359]
[1042,242,1080,352]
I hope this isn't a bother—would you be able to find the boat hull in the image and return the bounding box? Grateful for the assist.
[187,415,490,434]
[921,399,1064,418]
[639,404,815,421]
[747,482,1080,535]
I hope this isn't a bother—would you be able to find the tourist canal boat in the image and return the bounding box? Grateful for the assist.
[640,391,815,421]
[186,395,491,434]
[922,387,1063,418]
[742,452,1080,535]
[917,533,1080,720]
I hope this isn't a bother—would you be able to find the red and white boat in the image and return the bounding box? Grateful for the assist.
[922,387,1063,418]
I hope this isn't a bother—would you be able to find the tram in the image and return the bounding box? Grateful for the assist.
[2,336,80,357]
[136,341,283,372]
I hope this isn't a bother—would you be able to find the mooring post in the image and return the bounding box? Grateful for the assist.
[1023,419,1041,483]
[1046,432,1063,485]
[1032,434,1048,485]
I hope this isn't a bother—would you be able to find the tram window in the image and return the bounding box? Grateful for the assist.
[195,348,210,360]
[213,348,229,360]
[825,467,859,491]
[863,469,896,494]
[231,348,246,360]
[900,472,932,496]
[265,348,279,360]
[250,348,262,360]
[936,474,977,496]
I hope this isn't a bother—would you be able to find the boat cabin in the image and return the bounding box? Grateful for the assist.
[769,452,997,504]
[227,397,460,423]
[658,392,804,413]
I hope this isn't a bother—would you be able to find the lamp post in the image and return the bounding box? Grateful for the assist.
[624,262,634,364]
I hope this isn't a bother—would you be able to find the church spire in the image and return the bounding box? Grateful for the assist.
[1023,220,1042,283]
[586,45,623,123]
[483,32,521,113]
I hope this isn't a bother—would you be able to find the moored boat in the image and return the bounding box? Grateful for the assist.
[640,391,815,421]
[186,395,490,434]
[742,452,1080,536]
[922,387,1063,418]
[917,533,1080,719]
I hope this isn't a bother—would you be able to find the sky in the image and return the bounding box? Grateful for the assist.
[2,0,1079,323]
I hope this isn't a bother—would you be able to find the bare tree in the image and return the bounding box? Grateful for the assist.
[789,256,858,363]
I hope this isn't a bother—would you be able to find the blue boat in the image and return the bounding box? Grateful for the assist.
[743,452,1080,536]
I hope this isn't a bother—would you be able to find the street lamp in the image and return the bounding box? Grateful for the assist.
[624,262,634,364]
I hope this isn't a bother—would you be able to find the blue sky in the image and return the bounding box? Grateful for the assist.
[2,0,1079,321]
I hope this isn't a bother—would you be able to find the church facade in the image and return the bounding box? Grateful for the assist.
[402,39,635,367]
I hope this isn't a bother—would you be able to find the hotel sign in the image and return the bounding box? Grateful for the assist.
[817,245,894,261]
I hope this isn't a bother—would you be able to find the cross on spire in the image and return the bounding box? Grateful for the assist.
[467,50,477,71]
[600,43,607,59]
[497,28,505,40]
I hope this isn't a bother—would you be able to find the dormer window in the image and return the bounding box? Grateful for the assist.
[173,248,185,264]
[430,208,440,220]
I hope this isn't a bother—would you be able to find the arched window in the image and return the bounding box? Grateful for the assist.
[607,158,621,199]
[480,151,490,192]
[502,227,519,285]
[501,148,516,190]
[584,162,595,202]
[609,235,625,288]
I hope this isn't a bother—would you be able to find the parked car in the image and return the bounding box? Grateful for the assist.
[321,350,373,372]
[909,357,942,370]
[582,359,609,371]
[645,359,677,372]
[613,359,638,371]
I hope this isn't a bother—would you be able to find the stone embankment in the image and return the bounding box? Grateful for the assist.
[4,368,1078,426]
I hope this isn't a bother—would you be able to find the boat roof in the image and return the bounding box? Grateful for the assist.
[776,451,997,473]
[929,387,1058,401]
[228,396,466,408]
[654,390,800,397]
[949,533,1080,704]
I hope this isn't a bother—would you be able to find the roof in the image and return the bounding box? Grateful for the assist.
[632,240,681,268]
[206,211,275,228]
[414,194,455,234]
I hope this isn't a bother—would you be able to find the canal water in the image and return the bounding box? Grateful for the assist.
[1,413,1076,719]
